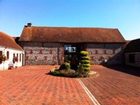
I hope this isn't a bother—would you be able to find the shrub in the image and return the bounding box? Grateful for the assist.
[80,51,89,56]
[60,69,76,77]
[64,62,71,70]
[50,61,79,77]
[83,67,90,71]
[59,62,70,70]
[77,51,91,77]
[50,69,77,77]
[50,70,62,76]
[81,60,90,64]
[77,63,89,77]
[82,64,90,67]
[50,51,91,78]
[81,56,90,60]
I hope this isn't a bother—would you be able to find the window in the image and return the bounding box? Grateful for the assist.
[20,54,21,62]
[13,53,15,58]
[64,45,76,53]
[7,51,9,59]
[13,53,15,63]
[17,53,18,62]
[0,51,2,64]
[0,51,2,56]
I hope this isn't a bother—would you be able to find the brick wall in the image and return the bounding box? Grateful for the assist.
[87,43,124,65]
[20,42,124,65]
[21,42,64,65]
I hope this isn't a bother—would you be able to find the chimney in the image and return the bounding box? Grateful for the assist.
[24,23,32,27]
[27,23,32,27]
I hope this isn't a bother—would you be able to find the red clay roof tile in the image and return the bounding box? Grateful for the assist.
[0,32,23,50]
[124,38,140,52]
[19,26,125,43]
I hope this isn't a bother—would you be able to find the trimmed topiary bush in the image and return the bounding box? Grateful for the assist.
[82,64,90,67]
[80,51,89,56]
[59,62,70,70]
[81,56,90,60]
[49,62,78,77]
[80,60,90,64]
[50,51,91,78]
[78,51,91,77]
[50,67,77,77]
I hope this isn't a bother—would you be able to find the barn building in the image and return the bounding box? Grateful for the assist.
[19,23,126,65]
[0,32,24,70]
[124,39,140,67]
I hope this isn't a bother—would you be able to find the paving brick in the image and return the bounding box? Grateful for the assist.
[0,65,93,105]
[81,65,140,105]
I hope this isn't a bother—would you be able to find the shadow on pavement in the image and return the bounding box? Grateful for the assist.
[103,64,140,77]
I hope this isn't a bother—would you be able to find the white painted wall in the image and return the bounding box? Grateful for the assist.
[0,46,24,70]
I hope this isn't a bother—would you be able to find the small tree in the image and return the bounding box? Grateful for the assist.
[78,51,91,77]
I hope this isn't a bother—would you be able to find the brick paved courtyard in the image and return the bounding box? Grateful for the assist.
[0,66,93,105]
[82,65,140,105]
[0,65,140,105]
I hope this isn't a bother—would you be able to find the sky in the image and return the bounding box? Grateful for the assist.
[0,0,140,40]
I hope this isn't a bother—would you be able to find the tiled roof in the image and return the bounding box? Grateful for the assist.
[19,26,126,43]
[0,32,23,51]
[124,39,140,52]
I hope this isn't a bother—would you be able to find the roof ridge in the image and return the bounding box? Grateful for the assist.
[30,26,118,30]
[0,32,14,41]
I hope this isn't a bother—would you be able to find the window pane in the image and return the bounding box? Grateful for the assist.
[7,51,9,59]
[0,51,2,64]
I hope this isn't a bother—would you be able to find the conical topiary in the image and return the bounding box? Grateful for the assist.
[78,51,91,77]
